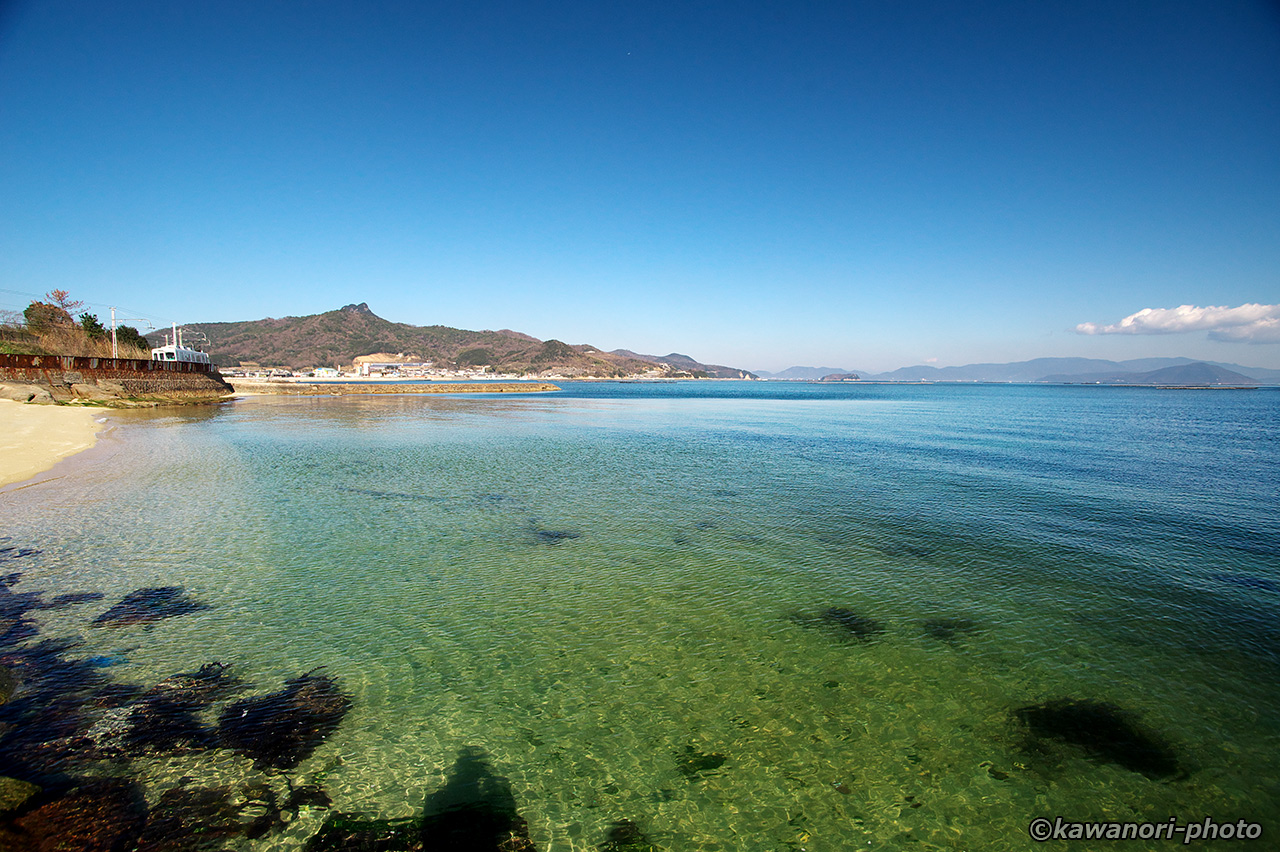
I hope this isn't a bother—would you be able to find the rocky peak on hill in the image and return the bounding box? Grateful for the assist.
[171,305,751,378]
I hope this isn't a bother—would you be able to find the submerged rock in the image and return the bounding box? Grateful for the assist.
[135,782,286,851]
[217,670,352,770]
[136,785,246,852]
[92,587,211,627]
[0,775,40,813]
[0,634,135,783]
[599,819,660,851]
[88,698,213,756]
[43,592,106,610]
[420,746,538,851]
[822,608,884,641]
[1015,698,1181,780]
[921,617,980,643]
[340,486,445,503]
[675,745,727,780]
[81,663,240,758]
[0,573,52,648]
[0,546,41,563]
[0,777,146,852]
[1211,573,1280,593]
[141,662,242,709]
[533,529,581,545]
[305,813,423,852]
[0,665,16,704]
[285,783,333,813]
[789,607,885,643]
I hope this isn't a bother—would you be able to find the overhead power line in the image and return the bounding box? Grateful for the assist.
[0,286,168,329]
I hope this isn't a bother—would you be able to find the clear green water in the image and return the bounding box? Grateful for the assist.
[3,383,1278,850]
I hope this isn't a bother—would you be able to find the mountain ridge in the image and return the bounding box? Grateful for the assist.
[758,357,1280,383]
[168,304,753,378]
[1040,363,1259,386]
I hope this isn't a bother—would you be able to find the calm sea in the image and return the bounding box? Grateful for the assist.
[3,382,1278,850]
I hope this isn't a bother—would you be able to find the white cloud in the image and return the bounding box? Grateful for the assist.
[1076,303,1280,343]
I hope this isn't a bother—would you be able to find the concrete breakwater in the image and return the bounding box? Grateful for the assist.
[0,354,234,404]
[230,379,560,395]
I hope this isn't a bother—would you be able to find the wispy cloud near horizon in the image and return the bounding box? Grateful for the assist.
[1077,303,1280,343]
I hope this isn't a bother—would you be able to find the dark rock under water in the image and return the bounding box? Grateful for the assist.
[599,818,660,851]
[822,607,884,641]
[1015,698,1182,780]
[141,661,243,709]
[44,592,107,610]
[135,782,287,851]
[217,670,352,771]
[305,813,423,851]
[0,624,136,785]
[92,587,211,627]
[86,663,243,758]
[1211,573,1280,593]
[534,529,581,544]
[921,617,980,643]
[0,556,336,850]
[0,777,147,852]
[675,745,727,780]
[788,607,885,644]
[0,544,41,563]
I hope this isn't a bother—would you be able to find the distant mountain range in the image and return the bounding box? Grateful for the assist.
[755,357,1280,385]
[168,303,752,378]
[161,305,1277,384]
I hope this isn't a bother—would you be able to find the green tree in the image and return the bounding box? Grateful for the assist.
[23,301,73,332]
[115,325,151,353]
[80,312,107,339]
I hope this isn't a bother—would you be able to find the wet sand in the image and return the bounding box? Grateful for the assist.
[0,400,105,487]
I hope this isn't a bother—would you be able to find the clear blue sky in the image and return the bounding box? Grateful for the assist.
[2,0,1277,372]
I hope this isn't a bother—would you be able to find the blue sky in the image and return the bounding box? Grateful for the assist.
[1,0,1277,372]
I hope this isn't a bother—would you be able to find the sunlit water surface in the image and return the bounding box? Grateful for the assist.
[3,382,1278,850]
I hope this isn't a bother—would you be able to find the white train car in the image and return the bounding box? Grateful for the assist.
[150,344,211,365]
[150,324,211,365]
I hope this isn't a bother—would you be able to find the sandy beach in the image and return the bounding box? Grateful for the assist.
[0,400,104,488]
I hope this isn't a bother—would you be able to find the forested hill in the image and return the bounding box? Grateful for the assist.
[172,303,753,378]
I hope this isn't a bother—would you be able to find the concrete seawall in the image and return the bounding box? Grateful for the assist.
[0,354,234,404]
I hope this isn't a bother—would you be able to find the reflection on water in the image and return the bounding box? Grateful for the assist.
[1,384,1277,850]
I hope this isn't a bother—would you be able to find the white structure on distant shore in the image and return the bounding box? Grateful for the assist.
[358,361,433,377]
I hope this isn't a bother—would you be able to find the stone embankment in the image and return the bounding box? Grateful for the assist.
[0,354,233,405]
[229,380,560,395]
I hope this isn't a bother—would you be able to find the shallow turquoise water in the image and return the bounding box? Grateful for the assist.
[3,383,1278,850]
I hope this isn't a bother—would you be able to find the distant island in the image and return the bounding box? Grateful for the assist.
[165,303,754,380]
[756,357,1279,386]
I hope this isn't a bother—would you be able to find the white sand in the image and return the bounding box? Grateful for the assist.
[0,400,104,487]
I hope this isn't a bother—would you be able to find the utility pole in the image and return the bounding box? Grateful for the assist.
[109,308,154,360]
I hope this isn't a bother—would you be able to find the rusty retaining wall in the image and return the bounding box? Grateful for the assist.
[0,353,233,402]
